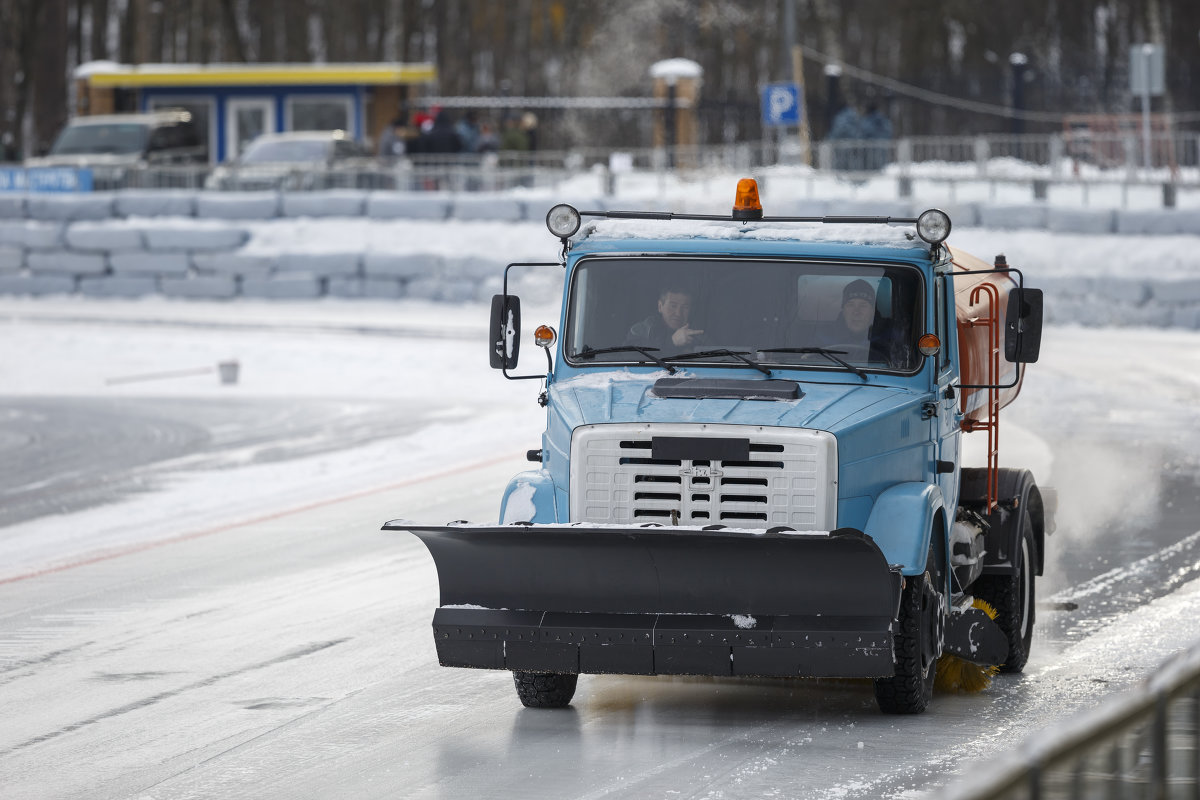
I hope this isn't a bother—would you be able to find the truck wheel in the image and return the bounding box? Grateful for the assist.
[874,547,945,715]
[973,511,1035,673]
[513,671,578,708]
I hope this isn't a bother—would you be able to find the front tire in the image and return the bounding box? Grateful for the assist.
[973,511,1036,672]
[513,671,578,708]
[875,547,945,714]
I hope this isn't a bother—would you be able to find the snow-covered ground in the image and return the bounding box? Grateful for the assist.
[3,207,1200,797]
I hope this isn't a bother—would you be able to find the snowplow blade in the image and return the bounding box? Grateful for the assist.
[384,521,903,679]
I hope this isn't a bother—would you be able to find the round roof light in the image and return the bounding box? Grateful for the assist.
[916,209,952,245]
[546,204,581,239]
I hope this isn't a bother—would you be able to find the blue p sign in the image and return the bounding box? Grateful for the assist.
[762,83,801,127]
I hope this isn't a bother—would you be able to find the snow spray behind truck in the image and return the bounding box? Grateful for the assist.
[386,180,1048,714]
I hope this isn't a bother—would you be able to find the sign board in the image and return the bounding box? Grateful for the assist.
[761,83,802,127]
[0,167,94,193]
[1129,44,1165,96]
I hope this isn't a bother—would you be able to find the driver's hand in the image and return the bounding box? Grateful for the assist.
[672,326,703,346]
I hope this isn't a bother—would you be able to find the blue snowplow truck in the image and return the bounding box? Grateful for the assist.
[387,179,1049,714]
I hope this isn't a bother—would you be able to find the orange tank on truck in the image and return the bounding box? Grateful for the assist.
[951,245,1025,424]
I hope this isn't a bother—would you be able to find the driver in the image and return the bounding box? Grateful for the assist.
[626,286,704,351]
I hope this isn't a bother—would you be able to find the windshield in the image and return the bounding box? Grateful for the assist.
[240,139,329,164]
[49,123,148,156]
[565,256,924,374]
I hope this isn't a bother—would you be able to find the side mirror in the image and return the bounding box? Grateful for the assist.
[1005,288,1043,363]
[489,294,521,370]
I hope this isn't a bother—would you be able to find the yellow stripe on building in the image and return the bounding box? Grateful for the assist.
[85,63,437,88]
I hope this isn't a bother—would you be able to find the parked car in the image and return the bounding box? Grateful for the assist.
[29,110,206,167]
[204,130,380,190]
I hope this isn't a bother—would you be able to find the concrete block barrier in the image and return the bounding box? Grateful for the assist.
[441,256,499,281]
[65,223,145,252]
[366,192,452,220]
[241,273,324,299]
[111,252,190,276]
[1150,278,1200,306]
[1048,208,1116,235]
[27,252,107,275]
[327,275,405,299]
[79,275,159,297]
[452,196,524,222]
[191,252,277,276]
[978,204,1050,230]
[1115,209,1182,236]
[363,252,439,279]
[0,187,1196,335]
[277,252,361,276]
[160,274,238,299]
[282,191,367,218]
[0,274,77,295]
[0,222,63,249]
[0,196,26,219]
[26,194,115,221]
[116,191,196,218]
[0,245,24,272]
[195,192,280,220]
[144,226,248,251]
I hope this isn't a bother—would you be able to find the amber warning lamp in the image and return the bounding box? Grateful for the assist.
[732,178,764,221]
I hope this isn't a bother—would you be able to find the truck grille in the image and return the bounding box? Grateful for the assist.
[570,423,837,530]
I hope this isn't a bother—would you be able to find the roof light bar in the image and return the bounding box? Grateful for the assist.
[546,204,582,239]
[916,208,952,244]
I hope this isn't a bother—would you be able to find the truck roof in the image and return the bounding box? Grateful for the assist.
[572,218,933,262]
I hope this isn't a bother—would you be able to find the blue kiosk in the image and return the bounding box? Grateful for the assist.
[74,61,437,163]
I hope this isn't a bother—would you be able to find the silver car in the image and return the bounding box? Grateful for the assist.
[205,130,377,191]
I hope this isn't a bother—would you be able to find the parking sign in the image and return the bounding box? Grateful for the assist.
[761,83,801,127]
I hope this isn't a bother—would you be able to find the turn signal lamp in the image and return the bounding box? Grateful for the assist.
[534,325,557,348]
[918,333,941,357]
[546,204,581,239]
[916,209,952,244]
[732,178,764,221]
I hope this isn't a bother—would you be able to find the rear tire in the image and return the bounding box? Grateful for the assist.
[973,511,1036,673]
[513,671,578,708]
[875,546,945,715]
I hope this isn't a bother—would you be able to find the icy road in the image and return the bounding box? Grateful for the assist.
[2,298,1200,800]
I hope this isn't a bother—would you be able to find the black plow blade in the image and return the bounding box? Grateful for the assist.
[385,521,904,679]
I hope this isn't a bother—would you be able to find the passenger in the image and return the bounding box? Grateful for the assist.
[811,279,901,365]
[626,286,704,351]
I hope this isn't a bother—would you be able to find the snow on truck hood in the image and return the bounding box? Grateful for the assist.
[549,370,920,432]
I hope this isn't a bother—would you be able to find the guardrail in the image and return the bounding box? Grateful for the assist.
[935,643,1200,800]
[3,133,1199,206]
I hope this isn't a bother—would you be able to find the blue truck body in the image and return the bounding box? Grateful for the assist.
[390,194,1045,714]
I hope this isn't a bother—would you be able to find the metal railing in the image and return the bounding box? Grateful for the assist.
[935,642,1200,800]
[5,133,1200,206]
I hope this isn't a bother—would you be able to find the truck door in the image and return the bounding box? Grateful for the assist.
[934,273,962,511]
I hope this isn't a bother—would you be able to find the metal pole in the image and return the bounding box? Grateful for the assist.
[1141,44,1153,174]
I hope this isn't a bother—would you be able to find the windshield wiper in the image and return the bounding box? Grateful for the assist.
[575,345,677,374]
[758,347,868,381]
[664,349,772,377]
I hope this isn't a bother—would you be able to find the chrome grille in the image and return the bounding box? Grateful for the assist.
[570,423,837,530]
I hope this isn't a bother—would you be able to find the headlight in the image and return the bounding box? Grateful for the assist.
[546,203,581,239]
[916,208,952,244]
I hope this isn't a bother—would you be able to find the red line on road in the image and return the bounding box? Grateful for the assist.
[0,452,523,586]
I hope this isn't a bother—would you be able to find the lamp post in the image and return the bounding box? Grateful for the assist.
[1009,52,1027,136]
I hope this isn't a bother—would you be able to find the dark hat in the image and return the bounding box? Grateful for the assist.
[842,279,876,306]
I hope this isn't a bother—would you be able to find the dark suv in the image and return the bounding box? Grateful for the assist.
[31,110,207,167]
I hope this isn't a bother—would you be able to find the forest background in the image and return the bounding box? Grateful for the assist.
[1,0,1196,158]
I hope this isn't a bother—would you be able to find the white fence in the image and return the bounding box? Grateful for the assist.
[6,132,1199,207]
